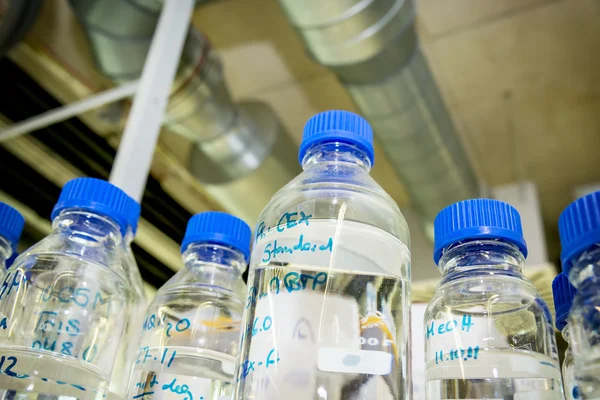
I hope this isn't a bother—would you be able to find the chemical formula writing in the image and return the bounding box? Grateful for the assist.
[246,271,328,309]
[35,311,81,337]
[31,311,98,361]
[240,315,273,341]
[262,235,333,263]
[142,314,191,338]
[255,211,313,243]
[0,268,114,363]
[31,339,98,361]
[425,315,474,340]
[40,285,109,311]
[0,270,24,301]
[237,348,281,381]
[0,269,112,311]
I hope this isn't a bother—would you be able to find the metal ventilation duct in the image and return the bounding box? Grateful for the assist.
[69,0,301,222]
[0,0,42,58]
[278,0,480,231]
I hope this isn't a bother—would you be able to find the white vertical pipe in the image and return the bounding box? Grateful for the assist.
[109,0,194,202]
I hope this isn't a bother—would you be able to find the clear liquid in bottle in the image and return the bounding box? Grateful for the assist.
[130,347,235,400]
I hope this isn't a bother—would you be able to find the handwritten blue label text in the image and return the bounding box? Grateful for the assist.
[426,315,474,340]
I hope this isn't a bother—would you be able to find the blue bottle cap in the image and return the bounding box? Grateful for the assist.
[5,252,18,268]
[558,191,600,275]
[433,198,528,264]
[124,196,142,235]
[552,272,577,331]
[51,178,132,235]
[298,110,375,166]
[181,211,251,261]
[0,203,25,251]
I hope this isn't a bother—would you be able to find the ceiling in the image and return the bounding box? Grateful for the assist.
[193,0,600,261]
[1,0,599,287]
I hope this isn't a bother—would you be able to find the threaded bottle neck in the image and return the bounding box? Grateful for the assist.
[52,209,123,247]
[301,142,372,172]
[438,239,525,279]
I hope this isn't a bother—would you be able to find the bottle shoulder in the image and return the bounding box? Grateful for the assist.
[156,264,247,302]
[570,245,600,286]
[123,246,146,297]
[259,165,410,245]
[141,290,243,359]
[427,273,547,316]
[569,284,600,326]
[13,233,128,283]
[425,279,554,350]
[149,282,246,330]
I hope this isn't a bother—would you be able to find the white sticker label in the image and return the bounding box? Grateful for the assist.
[241,289,359,398]
[318,347,392,375]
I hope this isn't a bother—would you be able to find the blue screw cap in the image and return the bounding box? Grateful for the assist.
[433,198,528,264]
[298,110,375,166]
[552,273,577,331]
[51,178,132,235]
[558,191,600,275]
[124,196,141,235]
[181,211,252,261]
[0,202,25,251]
[5,252,18,268]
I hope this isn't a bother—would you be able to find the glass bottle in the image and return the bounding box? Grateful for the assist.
[425,198,563,399]
[109,196,148,400]
[0,202,25,277]
[128,211,249,400]
[559,190,600,399]
[553,272,581,399]
[235,110,412,400]
[0,178,131,399]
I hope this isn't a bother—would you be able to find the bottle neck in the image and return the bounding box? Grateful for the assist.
[0,236,12,267]
[438,239,525,280]
[562,324,571,344]
[52,209,123,248]
[123,228,135,247]
[562,324,580,362]
[183,243,246,275]
[568,244,600,289]
[301,142,372,172]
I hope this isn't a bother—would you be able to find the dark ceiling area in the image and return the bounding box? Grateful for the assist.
[0,58,182,288]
